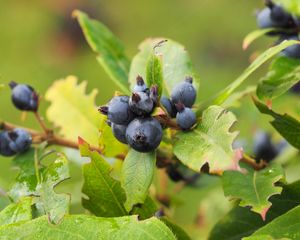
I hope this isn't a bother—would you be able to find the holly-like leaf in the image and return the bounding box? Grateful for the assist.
[253,98,300,150]
[210,180,300,240]
[223,164,284,220]
[257,56,300,100]
[121,149,156,212]
[146,52,163,97]
[129,38,200,96]
[45,76,101,146]
[212,40,299,106]
[243,29,275,50]
[0,215,176,240]
[173,106,240,174]
[74,10,130,94]
[0,197,32,226]
[244,205,300,240]
[79,138,128,217]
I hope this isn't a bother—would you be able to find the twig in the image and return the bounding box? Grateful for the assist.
[34,112,52,135]
[241,154,267,170]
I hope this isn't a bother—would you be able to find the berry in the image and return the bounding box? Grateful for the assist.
[111,123,127,144]
[175,103,196,130]
[133,75,148,92]
[171,77,196,108]
[160,96,177,118]
[253,131,278,162]
[166,164,184,182]
[257,8,274,29]
[290,81,300,94]
[7,129,32,153]
[129,92,154,116]
[0,132,16,157]
[281,35,300,58]
[9,82,39,112]
[126,117,162,152]
[99,96,134,125]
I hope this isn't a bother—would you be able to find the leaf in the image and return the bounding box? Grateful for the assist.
[74,10,130,94]
[243,29,276,50]
[212,40,299,106]
[131,196,158,220]
[210,180,300,240]
[257,56,300,100]
[162,218,192,240]
[129,38,200,96]
[253,98,300,149]
[223,164,284,220]
[173,105,240,174]
[0,197,32,226]
[45,76,101,146]
[244,205,300,240]
[146,52,163,96]
[121,149,156,212]
[79,138,128,217]
[222,85,256,108]
[0,215,176,240]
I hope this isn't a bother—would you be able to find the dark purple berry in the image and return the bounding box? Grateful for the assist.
[7,128,32,153]
[160,96,177,118]
[129,92,154,116]
[175,103,196,130]
[133,75,148,92]
[9,82,39,112]
[281,35,300,58]
[0,132,16,157]
[253,131,278,162]
[126,117,162,152]
[171,77,196,108]
[166,164,184,182]
[111,123,127,144]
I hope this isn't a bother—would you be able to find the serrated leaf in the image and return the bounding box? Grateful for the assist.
[121,149,156,212]
[243,29,276,50]
[0,197,32,226]
[74,10,130,94]
[211,40,299,106]
[223,164,284,220]
[129,38,200,96]
[210,180,300,240]
[0,215,176,240]
[174,106,240,174]
[146,52,163,96]
[257,56,300,100]
[253,98,300,149]
[45,76,101,146]
[244,205,300,240]
[79,138,128,217]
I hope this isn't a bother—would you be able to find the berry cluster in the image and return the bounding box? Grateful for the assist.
[256,0,300,58]
[0,82,37,157]
[99,76,197,153]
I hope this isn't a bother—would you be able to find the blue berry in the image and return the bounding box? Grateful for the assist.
[129,92,154,116]
[160,96,177,118]
[133,75,148,92]
[0,132,16,157]
[257,8,274,29]
[7,128,32,153]
[9,82,39,112]
[126,117,162,152]
[281,35,300,58]
[99,96,134,125]
[171,77,196,108]
[253,131,278,162]
[111,123,127,144]
[175,103,196,130]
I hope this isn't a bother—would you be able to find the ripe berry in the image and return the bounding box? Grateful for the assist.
[257,8,274,29]
[111,123,127,144]
[281,35,300,58]
[171,77,196,108]
[133,75,148,92]
[129,92,154,116]
[175,103,196,130]
[126,117,162,152]
[253,131,278,162]
[99,96,134,125]
[160,96,177,118]
[0,132,16,157]
[6,128,32,153]
[9,82,39,112]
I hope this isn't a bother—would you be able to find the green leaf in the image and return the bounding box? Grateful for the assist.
[162,218,192,240]
[253,98,300,149]
[79,138,128,217]
[121,149,156,212]
[243,29,276,50]
[129,38,200,96]
[0,215,176,240]
[131,196,158,220]
[223,164,284,220]
[222,85,256,108]
[74,10,130,94]
[244,205,300,240]
[146,52,163,96]
[174,106,240,174]
[210,180,300,240]
[0,197,32,226]
[257,56,300,100]
[212,40,299,106]
[45,76,101,146]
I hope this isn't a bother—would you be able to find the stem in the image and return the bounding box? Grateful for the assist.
[34,112,51,134]
[241,154,267,170]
